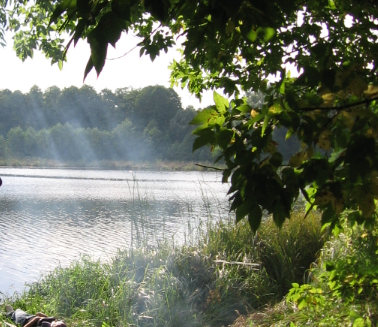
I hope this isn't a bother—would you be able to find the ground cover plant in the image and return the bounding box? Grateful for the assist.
[0,211,325,327]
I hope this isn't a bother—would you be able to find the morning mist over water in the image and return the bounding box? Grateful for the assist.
[0,168,230,293]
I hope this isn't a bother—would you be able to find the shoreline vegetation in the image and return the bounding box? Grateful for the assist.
[0,209,325,327]
[0,158,224,172]
[1,207,377,326]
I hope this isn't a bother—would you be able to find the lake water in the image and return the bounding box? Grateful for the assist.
[0,168,230,294]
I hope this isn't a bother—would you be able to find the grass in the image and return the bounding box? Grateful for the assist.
[0,209,326,327]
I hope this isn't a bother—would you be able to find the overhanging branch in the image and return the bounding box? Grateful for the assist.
[300,96,378,112]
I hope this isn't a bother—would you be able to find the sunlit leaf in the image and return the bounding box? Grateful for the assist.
[190,108,218,125]
[213,91,229,113]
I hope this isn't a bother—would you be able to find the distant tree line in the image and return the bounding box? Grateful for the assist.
[0,85,212,162]
[0,85,299,164]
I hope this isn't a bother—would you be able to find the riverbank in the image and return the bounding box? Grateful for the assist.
[0,157,224,172]
[2,208,377,326]
[1,211,327,327]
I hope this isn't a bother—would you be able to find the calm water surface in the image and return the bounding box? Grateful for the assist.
[0,168,230,293]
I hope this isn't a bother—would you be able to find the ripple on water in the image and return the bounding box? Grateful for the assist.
[0,169,230,293]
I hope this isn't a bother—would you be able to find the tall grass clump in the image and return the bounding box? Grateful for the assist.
[200,210,326,299]
[257,211,326,297]
[1,211,326,327]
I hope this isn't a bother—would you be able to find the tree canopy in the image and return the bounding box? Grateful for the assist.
[3,0,378,232]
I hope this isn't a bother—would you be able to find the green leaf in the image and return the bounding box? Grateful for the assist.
[246,113,264,126]
[261,115,270,136]
[246,28,257,42]
[83,56,94,80]
[236,200,253,223]
[144,0,167,21]
[213,91,229,113]
[349,311,362,320]
[248,204,262,232]
[111,0,132,21]
[96,12,126,47]
[245,27,275,43]
[73,18,87,46]
[352,318,366,327]
[77,0,90,16]
[328,0,336,10]
[222,169,232,183]
[230,191,242,211]
[258,27,275,42]
[235,104,251,113]
[49,0,74,25]
[190,108,218,125]
[321,206,335,225]
[87,33,107,76]
[192,135,210,152]
[297,299,308,310]
[216,129,234,149]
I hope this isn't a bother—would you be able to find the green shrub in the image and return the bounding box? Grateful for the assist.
[259,217,378,327]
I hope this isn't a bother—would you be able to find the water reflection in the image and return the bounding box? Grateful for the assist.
[0,168,230,293]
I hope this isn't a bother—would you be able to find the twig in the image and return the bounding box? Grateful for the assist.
[194,164,225,171]
[300,96,378,112]
[106,44,138,60]
[107,23,163,60]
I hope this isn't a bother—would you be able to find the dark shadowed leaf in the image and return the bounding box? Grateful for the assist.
[248,204,262,233]
[49,0,74,25]
[83,56,94,80]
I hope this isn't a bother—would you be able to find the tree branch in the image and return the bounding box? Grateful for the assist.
[300,96,378,112]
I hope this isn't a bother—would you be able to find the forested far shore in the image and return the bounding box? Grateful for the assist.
[0,85,214,163]
[0,85,299,164]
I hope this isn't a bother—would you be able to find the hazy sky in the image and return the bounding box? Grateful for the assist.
[0,32,216,109]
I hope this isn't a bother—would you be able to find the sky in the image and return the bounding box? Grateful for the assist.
[0,31,216,109]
